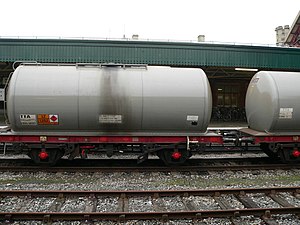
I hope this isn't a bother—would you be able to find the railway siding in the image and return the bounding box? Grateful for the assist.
[1,188,300,223]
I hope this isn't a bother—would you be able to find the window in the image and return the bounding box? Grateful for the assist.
[216,84,239,107]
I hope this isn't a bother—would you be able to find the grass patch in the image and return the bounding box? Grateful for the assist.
[0,177,93,185]
[163,174,300,188]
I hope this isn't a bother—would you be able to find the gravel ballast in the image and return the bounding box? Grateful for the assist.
[1,154,300,224]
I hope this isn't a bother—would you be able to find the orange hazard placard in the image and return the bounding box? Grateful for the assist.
[38,114,59,125]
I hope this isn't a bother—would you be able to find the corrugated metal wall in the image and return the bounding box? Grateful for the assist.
[1,38,300,70]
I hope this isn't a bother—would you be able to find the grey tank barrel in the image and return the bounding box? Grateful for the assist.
[246,71,300,133]
[7,64,212,134]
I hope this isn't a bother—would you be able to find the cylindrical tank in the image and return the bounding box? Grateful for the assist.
[7,64,212,134]
[246,71,300,132]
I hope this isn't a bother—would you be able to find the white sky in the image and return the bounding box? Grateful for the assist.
[1,0,299,44]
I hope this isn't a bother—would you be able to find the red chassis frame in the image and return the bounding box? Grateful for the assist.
[239,128,300,144]
[0,134,223,145]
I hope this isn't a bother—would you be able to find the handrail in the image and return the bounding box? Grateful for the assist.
[12,61,38,70]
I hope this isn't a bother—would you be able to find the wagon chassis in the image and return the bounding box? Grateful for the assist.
[0,132,223,165]
[239,128,300,163]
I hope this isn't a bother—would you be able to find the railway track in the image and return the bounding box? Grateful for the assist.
[1,187,300,223]
[0,163,299,173]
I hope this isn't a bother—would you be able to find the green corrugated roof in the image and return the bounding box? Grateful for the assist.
[1,38,300,70]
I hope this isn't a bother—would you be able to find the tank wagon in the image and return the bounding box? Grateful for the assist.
[241,71,300,163]
[2,63,300,165]
[0,63,223,165]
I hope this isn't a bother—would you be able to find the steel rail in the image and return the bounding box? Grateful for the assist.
[0,163,298,173]
[1,208,300,222]
[0,186,299,197]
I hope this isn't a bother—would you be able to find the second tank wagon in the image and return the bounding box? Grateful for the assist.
[246,71,300,133]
